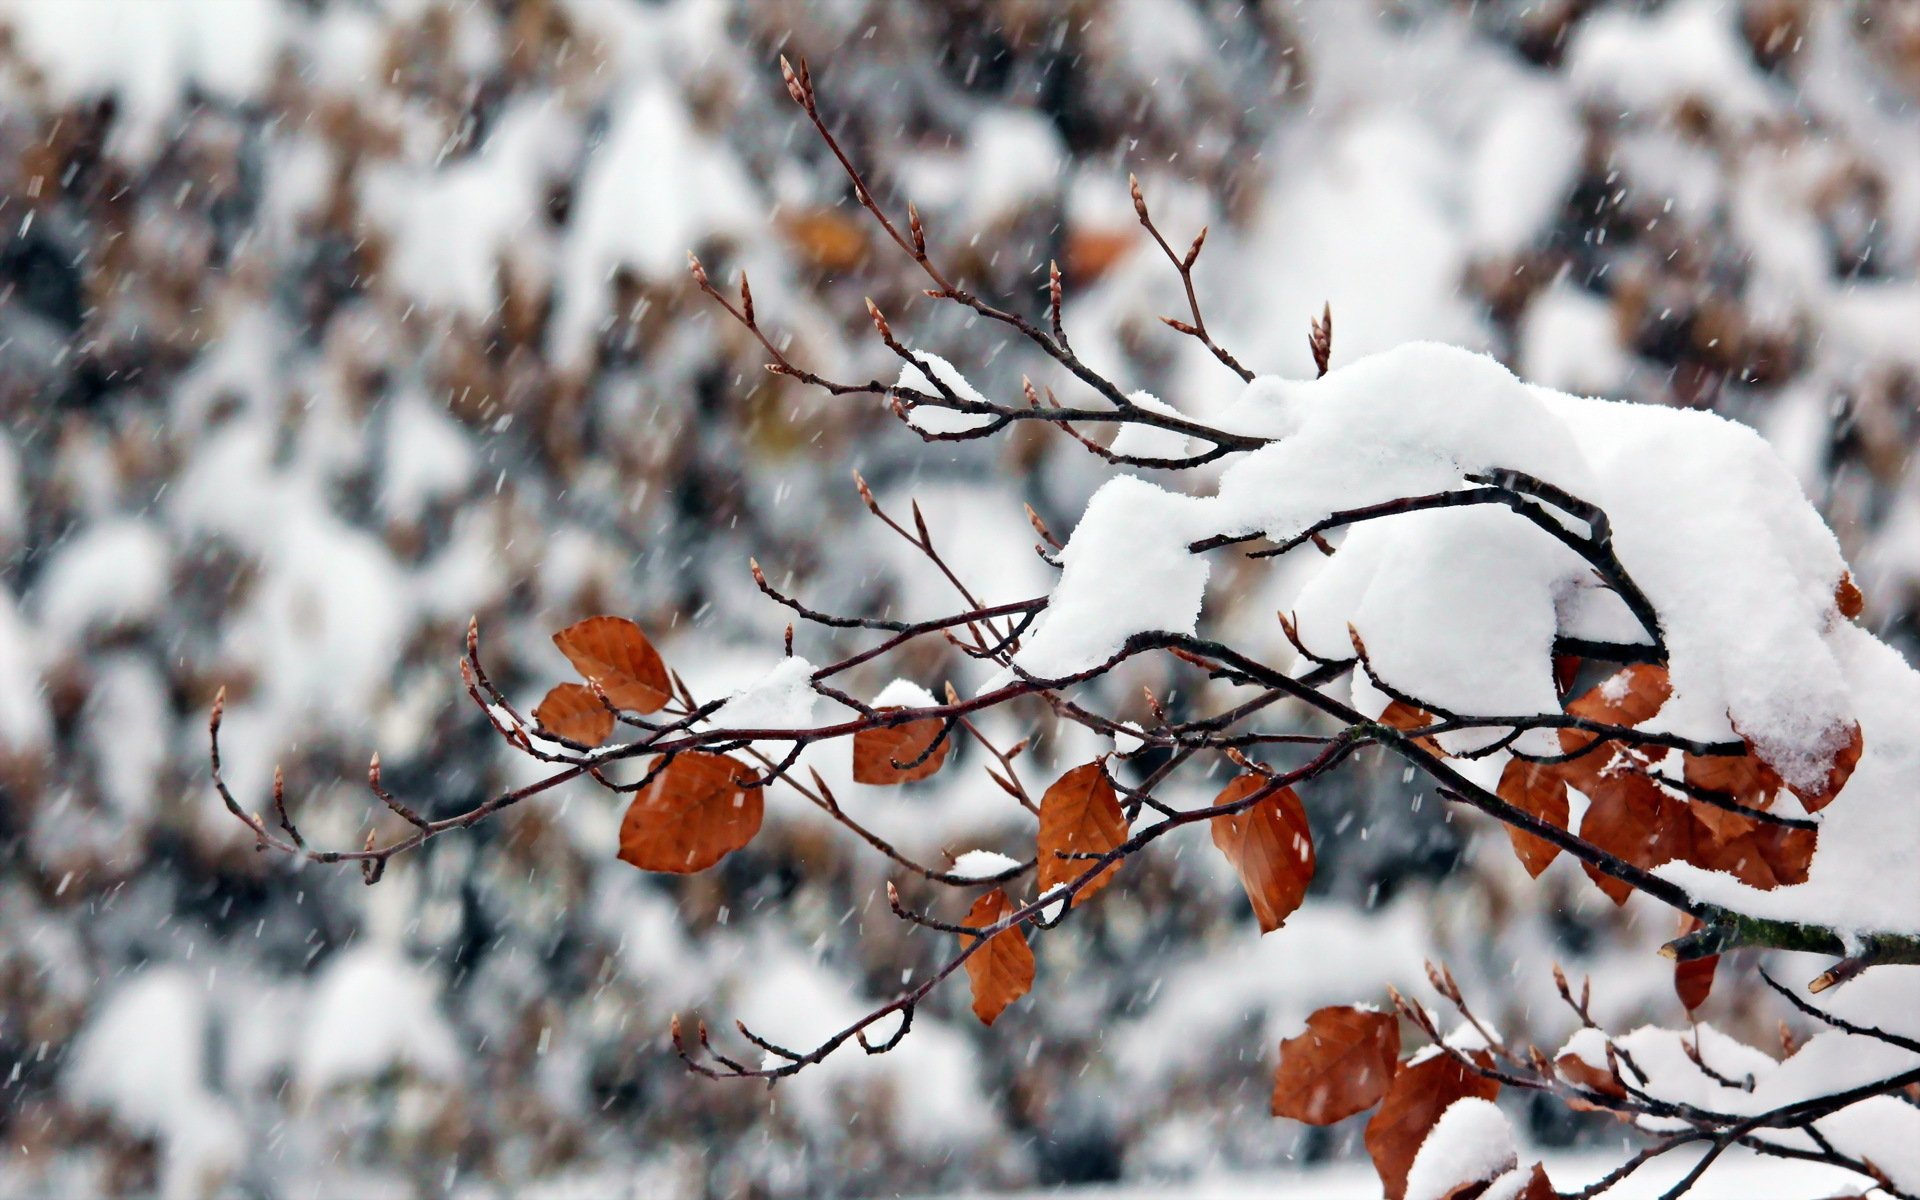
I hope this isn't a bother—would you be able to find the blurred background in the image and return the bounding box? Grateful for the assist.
[2,1,1920,1197]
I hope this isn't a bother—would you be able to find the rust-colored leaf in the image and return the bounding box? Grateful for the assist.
[960,888,1034,1026]
[1212,775,1315,933]
[1558,664,1672,777]
[1036,762,1129,906]
[852,708,950,784]
[1553,654,1581,697]
[554,616,671,714]
[1515,1163,1557,1200]
[778,208,869,272]
[1271,1005,1401,1125]
[533,682,615,747]
[1381,700,1447,757]
[617,752,762,874]
[1674,916,1719,1012]
[1575,771,1700,905]
[1497,758,1569,878]
[1788,721,1863,813]
[1696,817,1817,890]
[1365,1053,1500,1200]
[1836,571,1865,620]
[1556,1052,1626,1103]
[1683,750,1781,811]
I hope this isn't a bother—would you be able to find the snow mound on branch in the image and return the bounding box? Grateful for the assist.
[895,353,1000,436]
[708,656,820,731]
[1404,1098,1516,1200]
[1017,341,1920,932]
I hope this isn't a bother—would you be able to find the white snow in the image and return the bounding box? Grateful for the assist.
[1404,1098,1517,1200]
[1108,391,1195,463]
[296,946,461,1094]
[708,656,820,731]
[893,352,1002,436]
[948,849,1023,880]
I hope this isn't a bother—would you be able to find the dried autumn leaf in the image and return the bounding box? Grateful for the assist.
[1683,749,1781,812]
[533,682,615,748]
[1698,818,1817,890]
[1496,758,1568,878]
[778,208,868,272]
[1787,721,1863,813]
[1558,664,1672,776]
[1575,771,1701,905]
[1555,1052,1625,1103]
[960,888,1034,1026]
[1365,1053,1500,1200]
[1514,1163,1557,1200]
[1037,762,1129,906]
[851,708,951,785]
[554,616,671,714]
[617,752,762,874]
[1211,775,1315,933]
[1836,571,1865,620]
[1271,1005,1401,1125]
[1381,700,1447,757]
[1675,916,1719,1012]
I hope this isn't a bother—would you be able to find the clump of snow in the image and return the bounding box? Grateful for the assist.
[1404,1098,1517,1200]
[64,969,245,1200]
[1566,0,1783,124]
[296,946,460,1094]
[1466,82,1582,258]
[1018,341,1920,936]
[1015,475,1211,680]
[893,353,1001,436]
[948,849,1022,880]
[0,590,50,752]
[30,518,171,643]
[708,656,820,731]
[0,0,287,161]
[380,392,477,521]
[1109,391,1195,463]
[554,83,760,360]
[871,678,940,710]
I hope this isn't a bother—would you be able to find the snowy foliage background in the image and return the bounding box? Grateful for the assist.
[4,1,1920,1197]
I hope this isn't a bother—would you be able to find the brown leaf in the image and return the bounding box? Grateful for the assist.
[1674,916,1719,1012]
[1271,1005,1401,1125]
[1788,721,1863,813]
[617,752,762,873]
[1683,750,1781,812]
[1211,775,1315,933]
[960,888,1034,1026]
[1556,1052,1625,1103]
[852,708,950,785]
[1515,1163,1557,1200]
[1558,664,1672,777]
[778,208,868,272]
[1381,700,1447,757]
[1836,571,1865,620]
[533,682,615,747]
[554,616,671,714]
[1497,758,1569,878]
[1036,762,1129,906]
[1576,771,1701,905]
[1553,654,1581,697]
[1365,1053,1500,1200]
[1697,818,1817,890]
